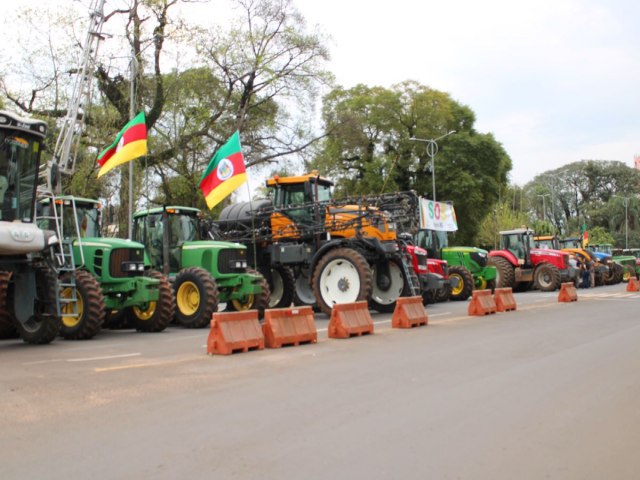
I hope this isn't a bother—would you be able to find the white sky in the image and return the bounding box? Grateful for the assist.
[3,0,639,187]
[291,0,640,185]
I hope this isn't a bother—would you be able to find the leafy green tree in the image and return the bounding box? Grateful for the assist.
[476,201,531,250]
[316,81,511,244]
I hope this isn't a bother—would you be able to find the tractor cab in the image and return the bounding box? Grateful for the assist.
[133,206,201,273]
[500,228,533,265]
[415,228,448,258]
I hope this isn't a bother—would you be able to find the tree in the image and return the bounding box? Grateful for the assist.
[316,81,511,244]
[476,201,531,250]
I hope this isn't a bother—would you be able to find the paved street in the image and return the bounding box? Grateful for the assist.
[2,284,640,479]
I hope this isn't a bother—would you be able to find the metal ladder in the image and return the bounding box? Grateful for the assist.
[36,192,79,320]
[400,252,422,297]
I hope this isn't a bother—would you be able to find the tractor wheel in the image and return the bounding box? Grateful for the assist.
[533,263,561,292]
[293,268,320,311]
[488,256,515,289]
[174,267,219,328]
[622,265,635,283]
[606,263,624,285]
[259,265,294,309]
[16,267,60,345]
[370,259,406,313]
[422,289,436,305]
[312,248,373,316]
[0,271,17,339]
[475,276,488,290]
[486,279,496,293]
[127,271,175,332]
[60,270,105,340]
[434,284,451,302]
[449,265,474,300]
[227,269,271,316]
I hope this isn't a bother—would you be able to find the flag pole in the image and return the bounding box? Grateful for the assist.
[128,50,137,240]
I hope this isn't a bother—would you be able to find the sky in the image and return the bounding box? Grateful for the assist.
[3,0,639,187]
[290,0,640,185]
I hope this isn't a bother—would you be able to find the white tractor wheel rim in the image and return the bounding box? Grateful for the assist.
[371,262,404,305]
[320,258,361,305]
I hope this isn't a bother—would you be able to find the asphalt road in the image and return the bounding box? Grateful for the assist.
[2,284,640,479]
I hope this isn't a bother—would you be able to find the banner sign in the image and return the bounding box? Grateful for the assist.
[419,198,458,231]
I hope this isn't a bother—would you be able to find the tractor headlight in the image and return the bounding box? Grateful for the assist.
[231,260,248,269]
[122,261,144,272]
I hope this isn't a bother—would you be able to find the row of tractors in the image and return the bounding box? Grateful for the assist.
[0,109,626,347]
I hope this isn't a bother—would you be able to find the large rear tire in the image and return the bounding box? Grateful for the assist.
[60,270,105,340]
[448,265,474,301]
[370,259,406,313]
[127,270,175,332]
[488,256,515,289]
[0,271,17,339]
[533,263,561,292]
[16,267,60,345]
[174,267,219,328]
[312,248,373,316]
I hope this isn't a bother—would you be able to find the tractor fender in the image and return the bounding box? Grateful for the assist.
[309,237,398,279]
[488,249,519,266]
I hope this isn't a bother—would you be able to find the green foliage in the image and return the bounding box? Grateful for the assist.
[587,226,615,246]
[476,201,531,249]
[315,81,512,244]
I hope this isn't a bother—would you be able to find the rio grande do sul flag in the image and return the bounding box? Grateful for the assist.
[199,131,247,209]
[97,111,147,178]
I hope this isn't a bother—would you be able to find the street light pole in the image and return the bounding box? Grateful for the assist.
[536,194,550,221]
[409,130,456,202]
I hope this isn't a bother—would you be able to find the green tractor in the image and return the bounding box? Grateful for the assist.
[415,228,496,300]
[132,206,270,328]
[592,243,637,282]
[37,196,175,339]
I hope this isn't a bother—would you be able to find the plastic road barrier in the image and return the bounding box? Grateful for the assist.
[494,287,517,312]
[207,310,265,355]
[558,282,578,302]
[328,301,374,339]
[262,306,317,348]
[626,277,640,292]
[468,289,497,316]
[391,296,428,328]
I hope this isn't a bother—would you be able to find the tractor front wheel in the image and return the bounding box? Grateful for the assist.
[533,263,561,292]
[60,270,105,340]
[312,248,373,316]
[227,269,271,316]
[16,267,61,345]
[128,270,175,332]
[259,266,294,309]
[174,267,219,328]
[449,265,474,301]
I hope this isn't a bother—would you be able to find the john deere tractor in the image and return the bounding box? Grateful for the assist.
[132,206,270,328]
[37,196,175,339]
[415,228,496,300]
[0,111,61,344]
[213,171,416,315]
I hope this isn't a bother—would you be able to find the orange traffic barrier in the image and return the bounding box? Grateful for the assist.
[558,282,578,302]
[207,310,264,355]
[328,301,374,338]
[391,296,428,328]
[494,287,517,312]
[626,276,640,292]
[262,306,317,348]
[468,289,497,316]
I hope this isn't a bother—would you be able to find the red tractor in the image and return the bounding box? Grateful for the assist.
[488,228,579,292]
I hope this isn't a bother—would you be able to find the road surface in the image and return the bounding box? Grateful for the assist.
[2,285,639,479]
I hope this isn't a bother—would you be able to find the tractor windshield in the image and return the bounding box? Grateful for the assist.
[415,229,448,257]
[168,213,199,243]
[502,233,532,259]
[0,131,41,222]
[60,201,100,239]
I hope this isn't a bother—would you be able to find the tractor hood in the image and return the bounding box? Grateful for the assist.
[181,240,246,250]
[73,237,146,250]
